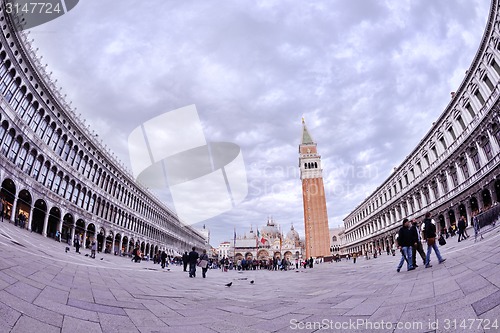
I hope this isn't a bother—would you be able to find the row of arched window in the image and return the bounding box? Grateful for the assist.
[304,162,318,169]
[345,36,500,230]
[0,16,200,243]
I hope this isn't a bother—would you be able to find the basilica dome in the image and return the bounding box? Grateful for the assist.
[261,219,280,238]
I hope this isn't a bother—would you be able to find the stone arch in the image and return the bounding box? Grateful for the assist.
[62,213,74,243]
[86,222,96,238]
[105,231,113,254]
[114,233,121,255]
[244,252,253,260]
[448,209,456,226]
[47,207,61,238]
[438,214,446,229]
[31,199,47,234]
[481,188,492,208]
[122,236,128,254]
[1,178,16,219]
[16,189,31,227]
[458,203,467,221]
[257,249,269,260]
[75,219,86,247]
[470,196,479,213]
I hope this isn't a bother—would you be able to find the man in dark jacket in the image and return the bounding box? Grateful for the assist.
[396,218,415,272]
[160,251,168,269]
[188,247,199,278]
[457,216,468,242]
[410,219,426,268]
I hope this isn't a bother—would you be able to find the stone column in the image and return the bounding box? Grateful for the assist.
[27,205,34,231]
[465,201,472,225]
[42,212,49,237]
[70,226,76,246]
[478,191,485,211]
[394,207,400,222]
[455,161,464,184]
[465,152,475,178]
[420,188,427,207]
[474,141,487,167]
[487,182,496,203]
[119,236,123,255]
[428,184,436,203]
[406,199,412,215]
[436,178,444,199]
[82,230,87,248]
[125,237,130,255]
[486,129,499,154]
[10,199,18,223]
[443,212,450,229]
[445,170,453,194]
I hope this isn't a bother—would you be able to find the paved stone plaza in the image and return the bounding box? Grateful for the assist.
[0,221,499,333]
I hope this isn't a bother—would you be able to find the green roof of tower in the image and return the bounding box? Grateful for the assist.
[301,118,314,144]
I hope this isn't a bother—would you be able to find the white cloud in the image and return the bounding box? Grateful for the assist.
[29,0,491,246]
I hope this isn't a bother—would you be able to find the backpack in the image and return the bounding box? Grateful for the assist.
[424,218,436,239]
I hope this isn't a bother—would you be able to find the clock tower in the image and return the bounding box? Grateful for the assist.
[299,119,330,259]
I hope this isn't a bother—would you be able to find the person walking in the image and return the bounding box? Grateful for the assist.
[199,249,209,278]
[74,235,81,254]
[188,247,199,278]
[410,219,426,268]
[422,212,446,268]
[0,197,4,222]
[457,215,468,242]
[160,250,167,269]
[133,246,141,263]
[91,239,97,258]
[182,251,189,272]
[473,212,484,242]
[396,218,415,272]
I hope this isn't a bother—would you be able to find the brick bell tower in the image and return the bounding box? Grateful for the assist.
[299,118,330,259]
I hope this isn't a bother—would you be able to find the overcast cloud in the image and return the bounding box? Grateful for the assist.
[28,0,490,246]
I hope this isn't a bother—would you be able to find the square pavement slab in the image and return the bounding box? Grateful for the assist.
[1,222,500,332]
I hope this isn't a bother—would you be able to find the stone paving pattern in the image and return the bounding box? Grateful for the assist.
[0,221,499,332]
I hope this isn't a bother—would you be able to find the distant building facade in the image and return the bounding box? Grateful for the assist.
[217,241,231,259]
[299,120,331,258]
[329,226,344,256]
[343,0,500,255]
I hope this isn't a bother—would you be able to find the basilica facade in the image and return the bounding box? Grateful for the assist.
[233,219,304,261]
[342,0,500,255]
[0,6,206,257]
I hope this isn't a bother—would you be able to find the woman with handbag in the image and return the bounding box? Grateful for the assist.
[198,249,209,278]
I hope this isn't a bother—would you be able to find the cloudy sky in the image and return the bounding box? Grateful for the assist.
[28,0,490,246]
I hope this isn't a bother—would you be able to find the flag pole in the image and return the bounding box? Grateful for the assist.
[233,227,236,261]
